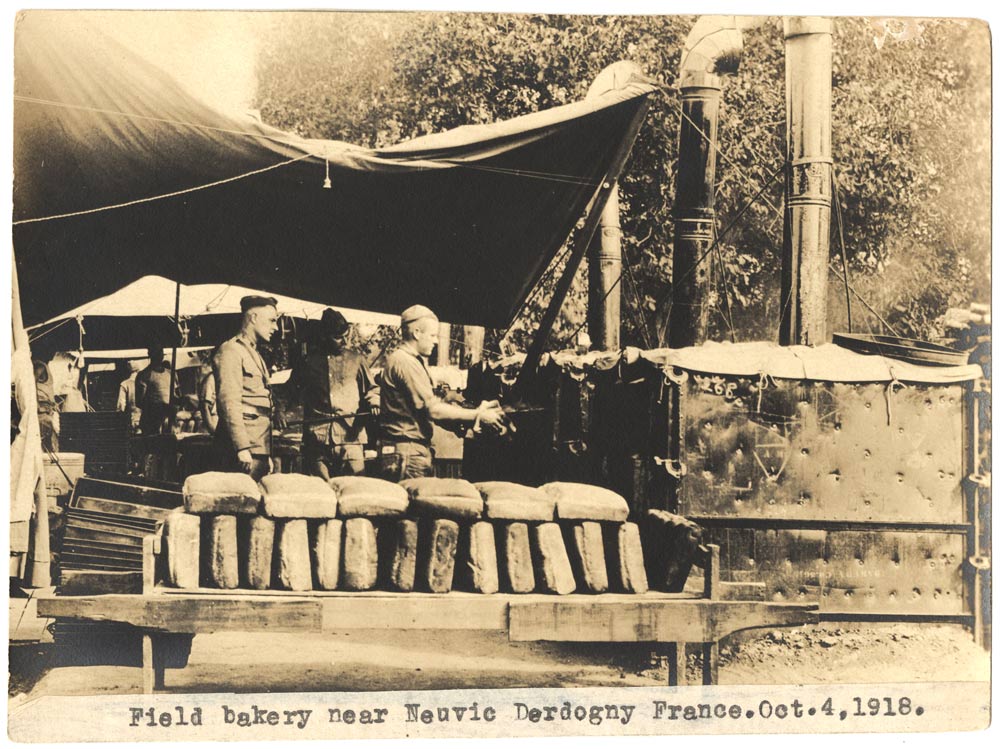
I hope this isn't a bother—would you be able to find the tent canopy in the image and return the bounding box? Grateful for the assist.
[26,275,401,354]
[13,11,655,330]
[32,275,399,326]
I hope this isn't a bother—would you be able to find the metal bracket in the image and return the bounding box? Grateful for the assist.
[665,366,689,385]
[965,473,992,492]
[968,555,991,571]
[655,456,688,478]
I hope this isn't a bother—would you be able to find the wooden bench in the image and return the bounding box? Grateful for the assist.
[37,536,818,693]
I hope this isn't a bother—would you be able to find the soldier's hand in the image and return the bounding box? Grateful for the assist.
[237,448,254,473]
[477,404,505,429]
[369,405,381,417]
[272,412,287,430]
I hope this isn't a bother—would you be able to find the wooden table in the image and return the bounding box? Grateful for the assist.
[37,538,818,693]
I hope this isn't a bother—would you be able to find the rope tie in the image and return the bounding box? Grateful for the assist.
[757,371,777,412]
[885,375,908,426]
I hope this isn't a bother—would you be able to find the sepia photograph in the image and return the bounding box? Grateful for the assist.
[5,3,992,741]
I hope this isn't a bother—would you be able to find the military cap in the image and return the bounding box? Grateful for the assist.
[400,304,437,325]
[320,308,351,337]
[240,295,278,313]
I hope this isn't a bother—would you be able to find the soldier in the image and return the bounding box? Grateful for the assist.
[378,304,504,480]
[290,308,380,479]
[213,295,279,480]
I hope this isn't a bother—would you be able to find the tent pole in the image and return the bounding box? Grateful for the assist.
[168,280,181,406]
[511,93,650,398]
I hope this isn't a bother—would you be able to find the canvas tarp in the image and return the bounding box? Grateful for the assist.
[638,341,983,384]
[13,11,655,329]
[27,275,400,353]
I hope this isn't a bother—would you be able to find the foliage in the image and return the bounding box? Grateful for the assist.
[255,13,991,353]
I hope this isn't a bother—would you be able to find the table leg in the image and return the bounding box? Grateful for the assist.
[701,642,719,685]
[663,642,687,686]
[141,633,166,693]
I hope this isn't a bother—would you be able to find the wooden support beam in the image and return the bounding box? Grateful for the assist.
[702,641,719,685]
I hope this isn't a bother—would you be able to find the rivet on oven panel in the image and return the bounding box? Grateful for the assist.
[747,558,755,567]
[833,423,841,431]
[898,427,904,434]
[949,398,955,404]
[912,588,921,599]
[889,591,897,599]
[896,473,904,483]
[863,449,871,459]
[934,589,942,599]
[800,448,809,456]
[938,471,946,479]
[863,499,872,506]
[857,558,864,566]
[864,402,872,409]
[844,590,853,598]
[928,560,936,568]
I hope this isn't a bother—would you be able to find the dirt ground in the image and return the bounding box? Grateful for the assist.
[8,621,990,702]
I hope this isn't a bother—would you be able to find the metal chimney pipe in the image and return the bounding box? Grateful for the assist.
[668,17,746,348]
[585,62,640,351]
[779,17,833,346]
[586,185,622,350]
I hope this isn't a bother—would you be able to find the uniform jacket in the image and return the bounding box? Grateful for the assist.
[291,347,379,447]
[213,334,273,454]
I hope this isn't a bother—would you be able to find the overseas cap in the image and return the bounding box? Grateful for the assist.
[320,308,350,337]
[400,304,437,325]
[240,295,278,313]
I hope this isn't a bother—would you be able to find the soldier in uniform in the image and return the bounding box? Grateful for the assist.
[290,308,380,479]
[378,304,504,480]
[213,295,279,480]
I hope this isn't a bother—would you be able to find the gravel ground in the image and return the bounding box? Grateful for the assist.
[9,621,990,700]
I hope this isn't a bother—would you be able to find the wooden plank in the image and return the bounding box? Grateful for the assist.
[61,557,142,571]
[702,642,719,685]
[9,591,54,643]
[75,496,175,521]
[38,594,324,633]
[64,526,146,545]
[142,634,154,694]
[152,587,698,601]
[65,508,159,528]
[71,476,182,510]
[61,543,144,560]
[59,570,143,595]
[509,600,818,642]
[321,596,508,631]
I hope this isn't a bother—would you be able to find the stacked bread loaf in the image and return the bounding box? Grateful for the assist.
[166,473,676,595]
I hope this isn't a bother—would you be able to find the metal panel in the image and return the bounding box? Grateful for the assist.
[672,374,973,620]
[703,526,968,615]
[678,378,966,524]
